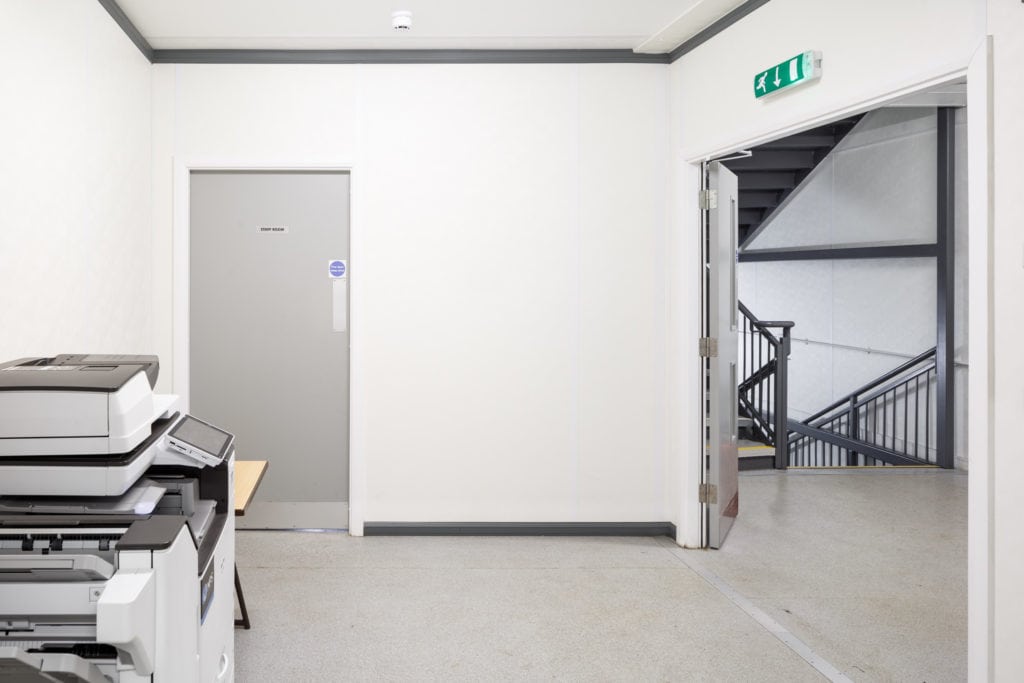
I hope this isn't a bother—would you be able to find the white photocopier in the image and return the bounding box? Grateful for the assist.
[0,355,235,682]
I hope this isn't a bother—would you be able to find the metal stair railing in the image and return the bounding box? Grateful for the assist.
[787,347,938,467]
[738,301,794,469]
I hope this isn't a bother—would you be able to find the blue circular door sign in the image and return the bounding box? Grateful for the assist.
[328,260,346,278]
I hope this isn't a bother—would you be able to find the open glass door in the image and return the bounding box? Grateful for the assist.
[701,160,739,548]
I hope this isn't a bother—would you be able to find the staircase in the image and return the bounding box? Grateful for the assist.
[787,348,939,467]
[737,301,793,470]
[736,304,940,470]
[731,115,948,470]
[722,115,863,246]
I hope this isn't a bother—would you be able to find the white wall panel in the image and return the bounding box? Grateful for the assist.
[831,258,935,354]
[151,62,669,524]
[577,66,668,521]
[830,347,918,405]
[736,261,758,313]
[785,342,833,418]
[838,107,938,151]
[357,66,579,521]
[0,1,152,362]
[178,65,360,160]
[832,125,936,246]
[749,108,944,251]
[752,260,833,343]
[988,3,1024,676]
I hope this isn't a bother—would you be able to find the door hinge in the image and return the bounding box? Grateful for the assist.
[699,483,718,504]
[699,337,718,358]
[699,189,718,210]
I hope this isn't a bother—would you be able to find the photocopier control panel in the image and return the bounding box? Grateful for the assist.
[166,414,235,467]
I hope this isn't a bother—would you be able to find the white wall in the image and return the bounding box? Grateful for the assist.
[674,0,984,161]
[0,1,152,361]
[151,63,671,529]
[668,0,984,547]
[738,107,969,468]
[987,1,1024,678]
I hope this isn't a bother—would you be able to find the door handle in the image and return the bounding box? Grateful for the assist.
[332,279,347,332]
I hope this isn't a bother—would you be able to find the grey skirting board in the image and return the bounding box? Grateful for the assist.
[363,522,676,537]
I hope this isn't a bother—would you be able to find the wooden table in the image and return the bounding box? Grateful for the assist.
[233,460,268,629]
[235,460,268,516]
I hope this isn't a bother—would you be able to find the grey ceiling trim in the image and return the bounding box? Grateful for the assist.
[97,0,763,66]
[151,49,670,65]
[668,0,771,63]
[97,0,154,62]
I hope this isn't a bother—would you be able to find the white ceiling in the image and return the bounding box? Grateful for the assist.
[116,0,746,52]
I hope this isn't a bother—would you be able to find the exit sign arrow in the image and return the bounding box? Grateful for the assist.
[754,51,822,99]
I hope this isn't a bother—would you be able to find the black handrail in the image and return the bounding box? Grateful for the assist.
[853,362,935,410]
[737,300,794,469]
[788,348,938,467]
[802,347,937,425]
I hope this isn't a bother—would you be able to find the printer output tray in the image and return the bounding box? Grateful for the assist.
[0,414,178,497]
[0,646,108,683]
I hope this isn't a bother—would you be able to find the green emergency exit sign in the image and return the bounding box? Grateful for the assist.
[754,51,822,99]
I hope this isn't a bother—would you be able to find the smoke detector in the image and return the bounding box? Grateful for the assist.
[391,11,413,31]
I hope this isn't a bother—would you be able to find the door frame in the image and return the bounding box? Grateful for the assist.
[678,41,992,676]
[682,65,974,549]
[172,159,365,535]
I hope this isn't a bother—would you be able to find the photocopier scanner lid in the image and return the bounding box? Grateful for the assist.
[0,355,159,392]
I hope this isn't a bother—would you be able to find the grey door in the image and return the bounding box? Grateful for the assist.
[190,171,350,529]
[704,161,739,548]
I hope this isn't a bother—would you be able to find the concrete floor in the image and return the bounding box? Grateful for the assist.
[234,469,966,682]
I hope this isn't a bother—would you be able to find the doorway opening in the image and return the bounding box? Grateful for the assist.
[693,78,972,680]
[699,82,968,548]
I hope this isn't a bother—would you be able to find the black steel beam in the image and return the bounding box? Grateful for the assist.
[760,135,835,150]
[739,191,781,209]
[787,421,932,467]
[725,150,816,171]
[738,209,764,225]
[737,172,797,190]
[739,244,938,262]
[936,107,956,469]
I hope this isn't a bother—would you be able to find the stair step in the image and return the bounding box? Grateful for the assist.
[738,416,753,429]
[739,440,775,470]
[739,454,775,471]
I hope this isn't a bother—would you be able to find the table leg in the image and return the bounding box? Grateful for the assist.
[234,563,251,629]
